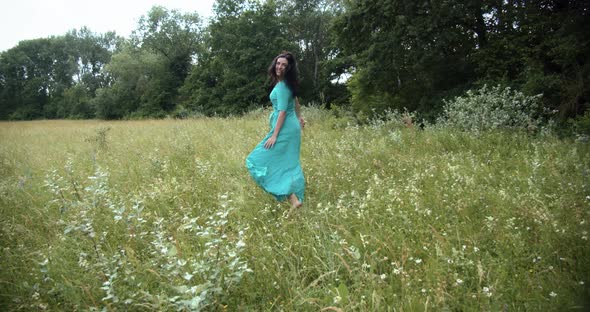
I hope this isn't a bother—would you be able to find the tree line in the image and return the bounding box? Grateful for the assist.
[0,0,588,121]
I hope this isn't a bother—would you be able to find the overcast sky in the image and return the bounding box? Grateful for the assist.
[0,0,215,52]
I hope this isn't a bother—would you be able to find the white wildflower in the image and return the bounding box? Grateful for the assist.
[549,291,557,297]
[183,272,193,281]
[483,286,492,297]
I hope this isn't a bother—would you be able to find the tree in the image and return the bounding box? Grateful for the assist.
[180,0,294,115]
[334,0,590,120]
[518,0,589,118]
[130,6,204,113]
[278,0,348,106]
[334,0,479,119]
[93,44,166,119]
[0,38,65,119]
[0,28,121,119]
[66,27,122,97]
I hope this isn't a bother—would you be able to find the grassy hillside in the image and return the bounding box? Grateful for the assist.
[0,108,589,311]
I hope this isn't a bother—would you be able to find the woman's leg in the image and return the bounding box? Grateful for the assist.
[289,193,302,208]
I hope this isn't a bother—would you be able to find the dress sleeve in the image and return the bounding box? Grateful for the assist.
[276,83,291,111]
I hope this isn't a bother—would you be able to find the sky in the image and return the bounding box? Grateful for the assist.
[0,0,216,52]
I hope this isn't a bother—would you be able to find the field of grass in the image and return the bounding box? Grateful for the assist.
[0,107,589,311]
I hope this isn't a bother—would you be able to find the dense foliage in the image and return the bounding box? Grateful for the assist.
[0,0,588,123]
[334,0,589,119]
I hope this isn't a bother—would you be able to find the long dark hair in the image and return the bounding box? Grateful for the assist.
[268,51,299,97]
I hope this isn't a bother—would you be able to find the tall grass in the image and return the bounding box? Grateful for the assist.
[0,109,588,311]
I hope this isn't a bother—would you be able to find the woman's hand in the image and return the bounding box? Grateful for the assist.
[264,135,277,149]
[299,117,306,129]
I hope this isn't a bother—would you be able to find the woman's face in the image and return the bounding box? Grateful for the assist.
[275,57,289,78]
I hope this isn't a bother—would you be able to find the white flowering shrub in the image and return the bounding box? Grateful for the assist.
[437,85,543,133]
[42,164,250,311]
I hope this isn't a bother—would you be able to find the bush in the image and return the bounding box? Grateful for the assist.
[437,85,543,133]
[568,111,590,141]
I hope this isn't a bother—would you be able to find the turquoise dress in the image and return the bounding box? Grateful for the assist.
[246,81,305,203]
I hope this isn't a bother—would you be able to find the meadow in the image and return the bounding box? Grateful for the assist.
[0,107,588,311]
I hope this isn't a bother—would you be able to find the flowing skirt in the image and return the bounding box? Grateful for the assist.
[246,111,305,202]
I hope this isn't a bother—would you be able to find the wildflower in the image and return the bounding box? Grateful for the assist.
[380,274,387,280]
[580,281,585,285]
[415,258,422,264]
[483,286,492,297]
[456,279,463,285]
[473,247,479,253]
[183,272,193,281]
[549,291,557,297]
[333,295,342,304]
[421,288,426,293]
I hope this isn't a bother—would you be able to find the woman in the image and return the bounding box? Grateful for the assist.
[246,51,306,208]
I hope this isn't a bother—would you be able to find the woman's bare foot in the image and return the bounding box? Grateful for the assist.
[289,194,302,209]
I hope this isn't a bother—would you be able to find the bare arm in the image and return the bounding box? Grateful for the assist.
[264,111,286,149]
[295,97,305,129]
